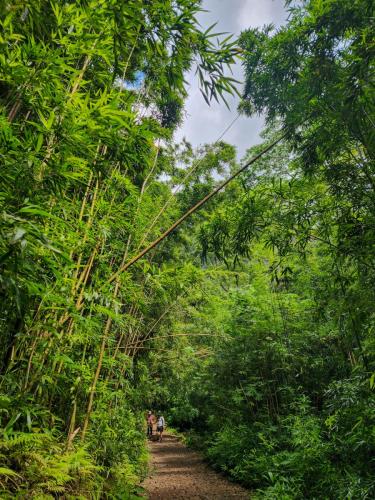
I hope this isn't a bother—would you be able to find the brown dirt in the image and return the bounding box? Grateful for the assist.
[143,434,250,499]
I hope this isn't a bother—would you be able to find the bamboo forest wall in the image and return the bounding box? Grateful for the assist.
[0,0,374,498]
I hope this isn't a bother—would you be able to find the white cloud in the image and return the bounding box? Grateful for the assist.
[237,0,286,30]
[175,0,286,160]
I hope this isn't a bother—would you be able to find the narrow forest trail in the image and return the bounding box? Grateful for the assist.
[143,434,250,499]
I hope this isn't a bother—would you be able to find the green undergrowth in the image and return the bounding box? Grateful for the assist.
[161,427,184,440]
[175,391,375,500]
[0,405,149,499]
[179,429,205,452]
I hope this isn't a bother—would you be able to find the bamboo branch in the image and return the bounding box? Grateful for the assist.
[107,134,286,284]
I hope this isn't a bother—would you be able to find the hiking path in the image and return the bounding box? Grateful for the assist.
[143,434,250,499]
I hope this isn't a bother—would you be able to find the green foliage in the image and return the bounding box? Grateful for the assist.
[0,429,100,498]
[153,54,374,494]
[161,240,375,497]
[0,0,374,498]
[0,0,240,497]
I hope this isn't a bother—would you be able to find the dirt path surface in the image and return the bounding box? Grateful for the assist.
[143,434,250,499]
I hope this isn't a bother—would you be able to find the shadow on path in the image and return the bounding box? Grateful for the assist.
[143,434,250,499]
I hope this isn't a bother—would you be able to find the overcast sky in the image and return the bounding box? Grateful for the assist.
[174,0,286,160]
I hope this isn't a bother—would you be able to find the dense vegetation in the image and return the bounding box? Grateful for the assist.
[0,0,374,498]
[0,0,238,496]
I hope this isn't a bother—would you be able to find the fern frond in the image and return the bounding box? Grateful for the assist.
[0,467,21,478]
[0,432,51,450]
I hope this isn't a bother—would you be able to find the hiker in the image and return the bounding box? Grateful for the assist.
[156,414,165,442]
[146,411,155,438]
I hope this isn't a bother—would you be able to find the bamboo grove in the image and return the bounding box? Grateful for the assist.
[0,0,374,498]
[0,1,240,496]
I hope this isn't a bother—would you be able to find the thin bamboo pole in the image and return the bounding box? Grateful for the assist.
[125,332,226,350]
[107,134,286,284]
[80,136,163,437]
[124,302,177,356]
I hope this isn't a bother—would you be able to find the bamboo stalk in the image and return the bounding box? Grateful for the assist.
[126,332,226,350]
[71,176,101,297]
[81,256,125,439]
[80,139,163,428]
[81,314,112,440]
[70,54,92,97]
[107,134,286,284]
[124,303,175,355]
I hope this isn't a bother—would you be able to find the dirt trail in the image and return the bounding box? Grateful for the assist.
[143,434,250,499]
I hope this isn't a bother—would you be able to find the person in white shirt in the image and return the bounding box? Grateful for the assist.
[156,414,165,442]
